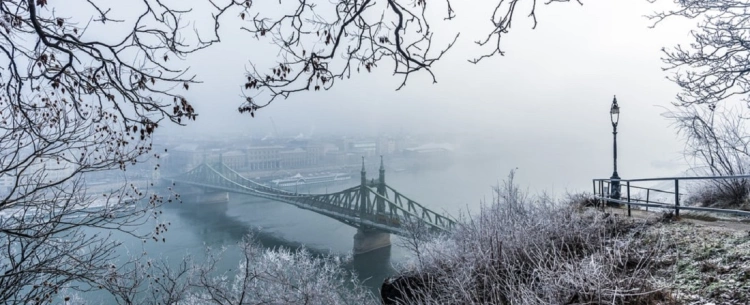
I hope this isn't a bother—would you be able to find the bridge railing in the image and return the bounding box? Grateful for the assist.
[593,175,750,217]
[171,162,457,234]
[214,162,457,231]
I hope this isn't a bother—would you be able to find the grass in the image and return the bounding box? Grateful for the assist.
[382,171,750,304]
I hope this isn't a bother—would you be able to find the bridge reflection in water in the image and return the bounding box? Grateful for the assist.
[163,199,395,295]
[165,157,456,254]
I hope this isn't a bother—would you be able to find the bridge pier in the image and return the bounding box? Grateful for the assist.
[353,228,391,255]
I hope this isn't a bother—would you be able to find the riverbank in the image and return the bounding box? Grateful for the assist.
[379,184,750,304]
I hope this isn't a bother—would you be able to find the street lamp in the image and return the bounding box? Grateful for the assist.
[610,96,621,200]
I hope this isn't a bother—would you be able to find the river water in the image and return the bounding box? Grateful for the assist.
[94,152,604,301]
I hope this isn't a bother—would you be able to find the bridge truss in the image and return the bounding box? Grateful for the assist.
[166,161,456,236]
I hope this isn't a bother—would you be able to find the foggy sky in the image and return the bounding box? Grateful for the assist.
[71,0,701,192]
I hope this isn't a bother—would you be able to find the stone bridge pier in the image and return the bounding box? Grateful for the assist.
[353,228,391,255]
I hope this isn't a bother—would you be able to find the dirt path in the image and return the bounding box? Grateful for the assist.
[605,205,750,233]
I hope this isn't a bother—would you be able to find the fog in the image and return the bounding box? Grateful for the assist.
[49,0,702,268]
[146,0,695,195]
[3,0,713,301]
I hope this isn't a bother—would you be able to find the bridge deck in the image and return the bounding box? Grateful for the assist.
[166,162,456,236]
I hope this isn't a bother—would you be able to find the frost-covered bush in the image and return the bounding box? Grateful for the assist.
[383,170,671,305]
[684,180,750,210]
[182,235,375,305]
[117,234,375,305]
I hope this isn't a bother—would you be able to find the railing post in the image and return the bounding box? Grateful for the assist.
[674,179,680,217]
[592,179,596,202]
[605,180,611,207]
[645,189,650,212]
[626,180,631,217]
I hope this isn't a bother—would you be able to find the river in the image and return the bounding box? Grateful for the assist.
[90,151,611,301]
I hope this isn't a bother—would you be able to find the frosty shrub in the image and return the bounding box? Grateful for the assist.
[684,180,750,211]
[382,170,672,305]
[53,233,376,304]
[173,234,376,305]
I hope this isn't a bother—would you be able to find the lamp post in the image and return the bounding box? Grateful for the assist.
[610,96,621,200]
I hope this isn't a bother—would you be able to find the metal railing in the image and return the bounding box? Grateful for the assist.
[593,175,750,217]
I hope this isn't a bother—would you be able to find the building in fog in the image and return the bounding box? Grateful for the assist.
[348,141,377,157]
[167,144,202,174]
[0,157,77,197]
[221,150,247,169]
[154,133,439,176]
[280,148,307,169]
[0,174,13,196]
[403,143,455,157]
[378,137,397,155]
[245,146,282,171]
[305,144,324,167]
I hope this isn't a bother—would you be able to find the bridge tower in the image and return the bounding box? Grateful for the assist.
[353,156,391,255]
[359,157,368,215]
[188,153,230,204]
[377,155,386,213]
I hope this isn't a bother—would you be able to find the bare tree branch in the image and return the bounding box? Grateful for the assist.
[469,0,582,64]
[647,0,750,109]
[665,105,750,206]
[0,0,209,303]
[228,0,583,115]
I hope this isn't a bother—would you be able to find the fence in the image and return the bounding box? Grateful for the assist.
[593,175,750,217]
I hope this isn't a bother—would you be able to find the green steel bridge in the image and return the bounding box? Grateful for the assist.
[165,158,456,237]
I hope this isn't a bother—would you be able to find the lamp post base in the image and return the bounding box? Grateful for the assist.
[609,173,621,207]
